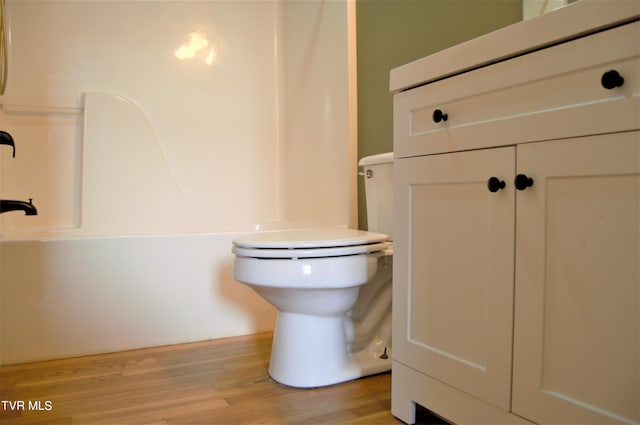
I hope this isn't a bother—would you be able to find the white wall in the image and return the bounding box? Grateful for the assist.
[0,0,356,236]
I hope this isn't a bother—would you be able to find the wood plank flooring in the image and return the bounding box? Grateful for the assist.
[0,332,446,424]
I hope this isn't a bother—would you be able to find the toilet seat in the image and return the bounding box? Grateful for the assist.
[232,228,388,259]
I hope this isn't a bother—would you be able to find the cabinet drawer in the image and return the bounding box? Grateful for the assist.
[394,21,640,158]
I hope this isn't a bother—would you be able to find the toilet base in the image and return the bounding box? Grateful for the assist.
[268,311,391,388]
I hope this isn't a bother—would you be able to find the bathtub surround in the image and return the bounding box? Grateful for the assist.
[0,0,356,235]
[0,1,356,365]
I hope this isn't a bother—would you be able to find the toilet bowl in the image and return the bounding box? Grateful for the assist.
[233,228,392,387]
[232,152,394,388]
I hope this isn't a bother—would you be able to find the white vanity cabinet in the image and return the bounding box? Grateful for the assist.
[391,2,639,424]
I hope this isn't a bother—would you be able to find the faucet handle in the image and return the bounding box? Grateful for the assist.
[0,130,15,157]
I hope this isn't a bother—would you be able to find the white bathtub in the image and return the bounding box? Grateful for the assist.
[0,232,276,365]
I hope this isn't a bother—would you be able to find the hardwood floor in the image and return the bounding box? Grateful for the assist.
[0,332,446,425]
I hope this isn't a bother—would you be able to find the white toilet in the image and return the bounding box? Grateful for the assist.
[232,152,393,388]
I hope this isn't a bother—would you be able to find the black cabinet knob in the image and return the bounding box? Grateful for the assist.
[432,109,448,123]
[601,70,624,90]
[487,177,506,192]
[514,174,534,191]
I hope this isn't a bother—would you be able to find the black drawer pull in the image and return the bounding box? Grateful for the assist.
[432,109,448,123]
[601,69,624,89]
[487,177,506,192]
[514,174,534,191]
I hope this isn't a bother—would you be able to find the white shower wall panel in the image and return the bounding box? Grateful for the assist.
[0,109,82,231]
[2,0,289,234]
[281,0,357,227]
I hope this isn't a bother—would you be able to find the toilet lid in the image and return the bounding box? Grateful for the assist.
[232,228,389,259]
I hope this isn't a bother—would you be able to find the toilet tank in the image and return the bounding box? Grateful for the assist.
[358,152,394,240]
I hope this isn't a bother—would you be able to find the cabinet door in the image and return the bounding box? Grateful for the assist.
[513,132,639,424]
[393,147,516,410]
